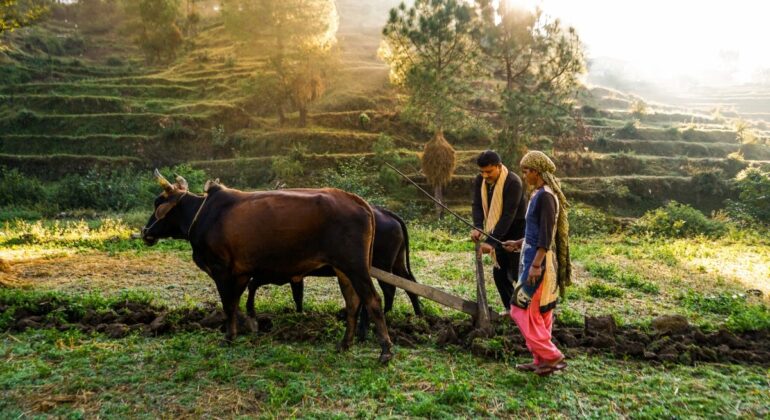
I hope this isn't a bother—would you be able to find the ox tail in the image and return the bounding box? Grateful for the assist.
[378,207,416,282]
[346,192,376,270]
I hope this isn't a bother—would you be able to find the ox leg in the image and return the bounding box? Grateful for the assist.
[336,274,360,352]
[290,280,304,313]
[245,280,260,334]
[246,279,258,319]
[356,280,393,342]
[393,263,423,317]
[219,275,251,343]
[340,268,394,364]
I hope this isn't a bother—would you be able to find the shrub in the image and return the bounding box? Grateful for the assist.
[586,282,623,298]
[614,120,640,139]
[631,201,726,238]
[679,291,770,332]
[0,167,47,207]
[726,168,770,226]
[318,157,386,206]
[568,204,616,237]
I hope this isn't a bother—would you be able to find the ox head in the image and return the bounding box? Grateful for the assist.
[141,169,189,246]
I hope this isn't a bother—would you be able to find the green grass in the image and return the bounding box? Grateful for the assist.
[0,329,767,418]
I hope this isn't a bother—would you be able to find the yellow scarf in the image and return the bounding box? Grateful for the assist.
[538,186,560,312]
[480,164,509,268]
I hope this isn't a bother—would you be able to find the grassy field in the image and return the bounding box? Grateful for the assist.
[1,217,769,418]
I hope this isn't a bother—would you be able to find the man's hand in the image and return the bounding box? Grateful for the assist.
[470,229,482,242]
[479,242,494,255]
[527,265,542,285]
[502,239,523,253]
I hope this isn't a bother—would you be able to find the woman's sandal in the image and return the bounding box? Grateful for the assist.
[515,362,539,372]
[534,361,567,376]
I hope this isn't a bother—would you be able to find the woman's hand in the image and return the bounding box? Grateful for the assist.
[502,239,523,253]
[527,265,542,285]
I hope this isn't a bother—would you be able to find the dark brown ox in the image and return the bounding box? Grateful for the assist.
[141,171,394,363]
[246,206,423,341]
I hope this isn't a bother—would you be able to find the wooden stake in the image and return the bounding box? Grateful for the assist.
[474,242,492,333]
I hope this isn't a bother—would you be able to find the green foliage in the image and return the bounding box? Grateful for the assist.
[556,307,583,327]
[679,291,770,332]
[223,0,337,126]
[726,168,770,226]
[271,146,305,182]
[382,0,480,133]
[584,261,659,294]
[615,120,641,139]
[0,167,46,206]
[317,157,386,206]
[372,133,419,193]
[568,204,615,237]
[632,201,726,238]
[479,4,585,164]
[0,165,206,213]
[586,282,624,298]
[0,0,50,34]
[130,0,184,63]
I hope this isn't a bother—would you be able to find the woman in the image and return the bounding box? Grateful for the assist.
[502,151,572,376]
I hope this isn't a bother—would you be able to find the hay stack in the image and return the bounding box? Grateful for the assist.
[0,257,10,273]
[421,131,456,217]
[421,130,456,189]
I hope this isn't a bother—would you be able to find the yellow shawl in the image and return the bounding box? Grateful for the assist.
[480,164,509,267]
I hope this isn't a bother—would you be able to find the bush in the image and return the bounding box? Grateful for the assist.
[679,291,770,332]
[0,167,47,207]
[631,201,726,238]
[44,164,207,212]
[318,157,386,206]
[726,168,770,226]
[568,204,616,237]
[614,120,641,139]
[586,282,624,298]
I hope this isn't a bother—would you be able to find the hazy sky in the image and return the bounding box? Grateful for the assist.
[514,0,770,87]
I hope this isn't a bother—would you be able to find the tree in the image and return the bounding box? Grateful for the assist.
[1,0,49,35]
[131,0,183,63]
[381,0,480,216]
[223,0,338,127]
[477,1,585,163]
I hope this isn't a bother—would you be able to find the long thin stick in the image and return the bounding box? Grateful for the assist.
[383,162,504,246]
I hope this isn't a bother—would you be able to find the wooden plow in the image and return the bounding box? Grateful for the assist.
[370,243,497,333]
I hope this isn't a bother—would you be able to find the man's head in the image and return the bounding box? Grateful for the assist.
[476,150,503,185]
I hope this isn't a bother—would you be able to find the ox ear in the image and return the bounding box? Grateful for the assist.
[173,173,188,191]
[154,201,176,220]
[154,169,174,194]
[204,178,220,193]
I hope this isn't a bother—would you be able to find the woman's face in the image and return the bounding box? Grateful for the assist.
[521,167,540,186]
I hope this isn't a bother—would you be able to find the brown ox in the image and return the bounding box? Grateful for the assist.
[141,171,394,363]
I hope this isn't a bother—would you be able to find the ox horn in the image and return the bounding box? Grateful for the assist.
[154,169,174,193]
[174,173,188,191]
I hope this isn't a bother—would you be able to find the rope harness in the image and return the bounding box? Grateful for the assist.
[141,191,208,239]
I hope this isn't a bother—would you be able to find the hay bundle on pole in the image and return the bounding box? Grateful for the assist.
[0,257,10,273]
[421,130,456,218]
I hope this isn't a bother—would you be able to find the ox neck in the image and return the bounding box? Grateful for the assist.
[177,193,206,241]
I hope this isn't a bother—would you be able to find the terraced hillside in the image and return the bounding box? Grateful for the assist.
[2,9,770,216]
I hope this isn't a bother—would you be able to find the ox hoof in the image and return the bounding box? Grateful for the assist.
[245,318,259,334]
[378,351,394,365]
[336,340,351,352]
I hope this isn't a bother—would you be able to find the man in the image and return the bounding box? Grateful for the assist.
[471,150,526,312]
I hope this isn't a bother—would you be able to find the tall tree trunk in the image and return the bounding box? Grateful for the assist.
[298,106,308,128]
[434,184,445,219]
[277,105,286,127]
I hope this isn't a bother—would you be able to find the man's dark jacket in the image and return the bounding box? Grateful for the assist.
[471,171,526,246]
